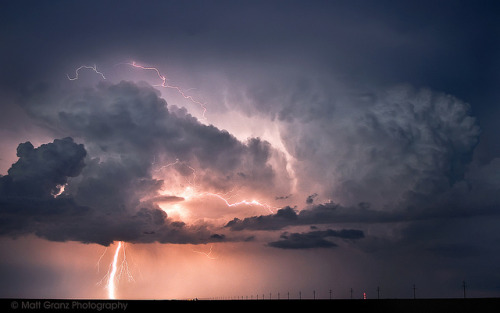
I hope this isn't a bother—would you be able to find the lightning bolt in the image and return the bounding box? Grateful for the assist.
[154,156,277,214]
[96,241,134,300]
[96,247,108,273]
[125,61,208,119]
[153,157,198,186]
[192,244,216,260]
[67,65,106,81]
[68,61,207,118]
[108,241,122,300]
[202,192,277,214]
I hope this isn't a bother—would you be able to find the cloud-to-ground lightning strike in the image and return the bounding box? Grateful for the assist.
[108,241,122,300]
[96,241,134,299]
[66,60,275,299]
[67,65,106,81]
[126,61,208,119]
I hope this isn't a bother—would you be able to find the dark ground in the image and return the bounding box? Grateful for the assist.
[2,298,500,313]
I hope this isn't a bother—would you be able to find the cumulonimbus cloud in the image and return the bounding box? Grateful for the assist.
[275,84,481,209]
[0,77,491,251]
[0,81,292,246]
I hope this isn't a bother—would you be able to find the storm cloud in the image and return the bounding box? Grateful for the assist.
[0,81,291,246]
[0,137,226,246]
[1,0,500,299]
[277,85,481,209]
[0,137,86,199]
[268,228,364,249]
[24,81,289,196]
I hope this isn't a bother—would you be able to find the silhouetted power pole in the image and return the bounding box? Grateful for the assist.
[413,284,417,299]
[329,289,332,300]
[350,288,353,299]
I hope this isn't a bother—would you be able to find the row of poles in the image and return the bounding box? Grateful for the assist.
[209,281,469,300]
[210,289,372,301]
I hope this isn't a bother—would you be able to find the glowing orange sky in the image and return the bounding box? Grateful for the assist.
[0,235,365,300]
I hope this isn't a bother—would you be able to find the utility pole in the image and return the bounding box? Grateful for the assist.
[329,289,332,300]
[299,291,302,300]
[377,286,380,299]
[313,290,316,300]
[463,281,467,299]
[413,284,417,299]
[350,288,353,299]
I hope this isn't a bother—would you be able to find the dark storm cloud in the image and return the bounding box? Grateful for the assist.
[305,193,317,204]
[277,85,481,209]
[225,203,370,231]
[0,137,86,198]
[0,138,224,246]
[226,206,298,231]
[226,196,500,232]
[268,228,364,250]
[23,81,283,195]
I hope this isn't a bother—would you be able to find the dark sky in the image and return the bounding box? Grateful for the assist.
[1,0,500,299]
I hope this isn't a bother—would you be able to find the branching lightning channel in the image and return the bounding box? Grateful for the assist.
[96,241,134,300]
[153,157,197,186]
[96,247,108,273]
[126,61,208,119]
[202,192,278,214]
[67,65,106,81]
[192,244,216,260]
[154,157,277,214]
